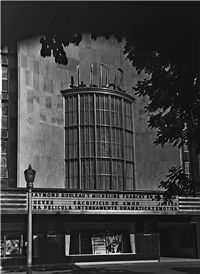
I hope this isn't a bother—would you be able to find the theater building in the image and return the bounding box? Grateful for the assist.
[1,34,200,266]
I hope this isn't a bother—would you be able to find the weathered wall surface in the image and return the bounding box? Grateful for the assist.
[134,95,180,190]
[17,33,180,189]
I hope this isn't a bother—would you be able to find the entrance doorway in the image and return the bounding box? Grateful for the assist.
[159,222,198,258]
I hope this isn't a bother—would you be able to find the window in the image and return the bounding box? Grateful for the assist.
[181,144,190,178]
[81,127,95,157]
[1,51,20,188]
[63,91,135,191]
[66,223,134,256]
[1,223,39,258]
[81,159,95,189]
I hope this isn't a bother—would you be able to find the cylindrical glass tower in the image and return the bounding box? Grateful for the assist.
[61,88,135,191]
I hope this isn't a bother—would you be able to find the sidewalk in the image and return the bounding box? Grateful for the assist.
[160,257,200,263]
[1,257,200,272]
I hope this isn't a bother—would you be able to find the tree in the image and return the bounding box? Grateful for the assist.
[156,166,199,204]
[123,4,200,200]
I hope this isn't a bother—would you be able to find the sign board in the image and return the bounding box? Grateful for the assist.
[31,192,179,214]
[1,190,200,215]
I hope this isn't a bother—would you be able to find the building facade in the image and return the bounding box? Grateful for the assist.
[1,34,200,266]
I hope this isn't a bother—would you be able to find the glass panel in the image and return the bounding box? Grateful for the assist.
[97,127,110,157]
[5,231,22,257]
[125,162,134,190]
[125,103,133,130]
[1,141,7,153]
[0,235,5,257]
[80,95,94,125]
[2,116,8,129]
[68,128,78,158]
[1,167,8,178]
[96,95,110,125]
[1,54,8,65]
[81,159,95,190]
[112,129,123,159]
[96,110,110,125]
[2,80,8,91]
[97,159,111,190]
[110,97,122,127]
[1,154,7,167]
[2,67,8,79]
[125,131,133,161]
[92,230,107,255]
[92,229,122,255]
[2,102,8,115]
[69,230,79,255]
[97,175,111,190]
[67,224,134,255]
[123,229,132,253]
[80,127,95,157]
[66,160,78,189]
[81,230,93,254]
[1,178,8,188]
[2,92,9,100]
[112,160,123,190]
[106,230,122,254]
[1,129,8,139]
[65,96,77,126]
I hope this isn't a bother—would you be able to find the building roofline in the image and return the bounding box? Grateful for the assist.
[61,87,135,103]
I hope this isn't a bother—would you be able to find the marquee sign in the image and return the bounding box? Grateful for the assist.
[31,191,179,214]
[1,189,200,215]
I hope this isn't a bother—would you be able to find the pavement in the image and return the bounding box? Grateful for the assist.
[1,258,200,274]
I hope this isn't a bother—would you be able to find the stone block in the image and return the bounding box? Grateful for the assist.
[45,60,51,78]
[33,73,39,91]
[33,60,39,75]
[45,96,52,109]
[27,116,34,126]
[57,95,63,109]
[27,89,33,104]
[33,155,40,173]
[39,112,46,123]
[67,58,78,72]
[102,51,118,65]
[56,68,66,82]
[40,123,52,140]
[51,118,57,125]
[52,126,64,143]
[27,102,34,114]
[37,140,46,155]
[25,70,29,86]
[43,77,53,93]
[58,118,64,126]
[33,94,39,104]
[21,53,27,69]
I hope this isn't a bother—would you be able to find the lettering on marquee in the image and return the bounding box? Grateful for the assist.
[30,192,179,213]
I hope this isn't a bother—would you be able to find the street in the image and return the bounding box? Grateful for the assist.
[1,260,200,274]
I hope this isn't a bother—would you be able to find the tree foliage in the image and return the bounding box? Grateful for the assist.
[123,6,200,152]
[122,3,200,199]
[156,166,198,204]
